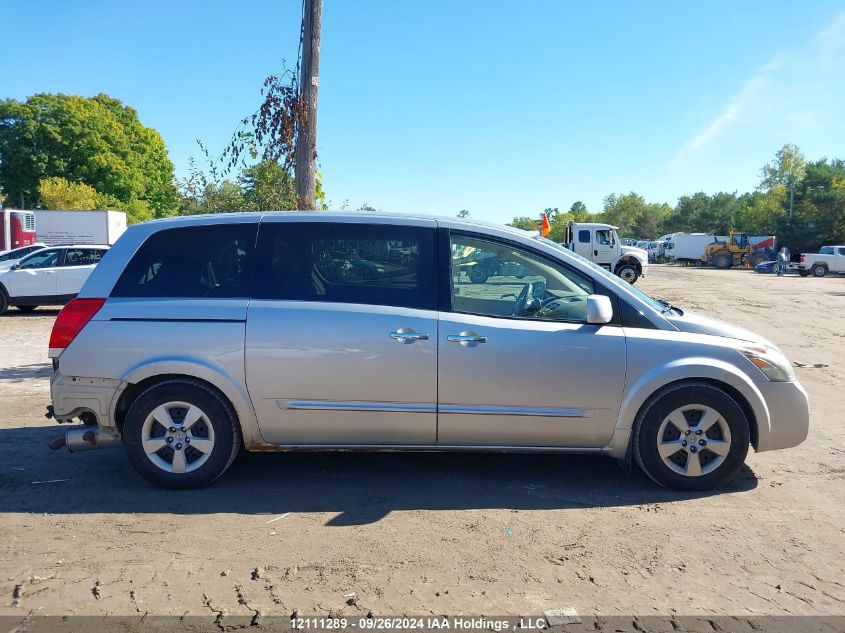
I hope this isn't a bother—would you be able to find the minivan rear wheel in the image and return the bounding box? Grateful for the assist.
[633,383,749,490]
[123,379,241,489]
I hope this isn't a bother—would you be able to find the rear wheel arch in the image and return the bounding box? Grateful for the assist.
[115,374,239,437]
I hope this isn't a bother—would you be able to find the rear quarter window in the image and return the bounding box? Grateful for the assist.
[111,224,257,298]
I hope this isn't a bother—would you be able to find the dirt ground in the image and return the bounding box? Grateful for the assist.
[1,265,843,621]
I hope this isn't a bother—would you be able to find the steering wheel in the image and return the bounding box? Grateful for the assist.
[512,282,534,316]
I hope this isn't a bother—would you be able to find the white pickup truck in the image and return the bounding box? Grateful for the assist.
[798,246,845,277]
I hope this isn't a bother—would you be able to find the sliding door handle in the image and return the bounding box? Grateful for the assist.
[447,334,487,344]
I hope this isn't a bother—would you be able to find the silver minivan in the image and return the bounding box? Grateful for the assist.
[48,213,809,490]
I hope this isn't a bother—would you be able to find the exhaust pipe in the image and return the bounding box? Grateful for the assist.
[57,426,122,452]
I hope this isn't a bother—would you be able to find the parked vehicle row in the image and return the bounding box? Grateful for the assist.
[0,245,109,314]
[48,213,808,493]
[0,243,47,269]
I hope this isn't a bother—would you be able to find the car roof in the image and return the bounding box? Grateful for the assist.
[134,210,537,237]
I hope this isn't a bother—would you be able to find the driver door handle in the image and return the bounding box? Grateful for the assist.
[447,334,487,344]
[389,330,429,342]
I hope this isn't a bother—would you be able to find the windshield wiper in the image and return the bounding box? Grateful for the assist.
[656,298,684,316]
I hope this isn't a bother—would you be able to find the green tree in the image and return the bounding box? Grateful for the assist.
[38,177,98,210]
[0,93,178,216]
[457,209,470,218]
[569,201,587,214]
[240,160,296,210]
[509,216,538,231]
[783,158,845,252]
[760,143,806,191]
[601,193,648,236]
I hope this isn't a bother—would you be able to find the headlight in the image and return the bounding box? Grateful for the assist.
[739,346,795,382]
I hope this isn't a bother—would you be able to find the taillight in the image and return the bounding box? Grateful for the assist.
[49,298,105,358]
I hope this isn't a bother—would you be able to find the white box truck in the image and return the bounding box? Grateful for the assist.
[667,233,724,265]
[34,210,127,246]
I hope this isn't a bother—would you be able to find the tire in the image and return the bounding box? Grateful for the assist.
[0,288,8,315]
[467,265,490,284]
[122,379,242,489]
[812,264,827,278]
[16,305,37,313]
[633,382,750,491]
[750,253,767,267]
[714,253,733,270]
[616,264,639,284]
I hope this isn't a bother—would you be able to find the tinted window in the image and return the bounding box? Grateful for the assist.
[820,246,834,255]
[19,249,60,269]
[112,224,257,298]
[839,248,845,256]
[578,230,591,243]
[450,234,594,322]
[62,248,105,267]
[252,222,436,310]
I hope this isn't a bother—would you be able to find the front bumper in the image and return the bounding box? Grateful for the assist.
[755,379,810,452]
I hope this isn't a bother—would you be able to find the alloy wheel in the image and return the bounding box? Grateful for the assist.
[656,404,732,477]
[140,401,215,474]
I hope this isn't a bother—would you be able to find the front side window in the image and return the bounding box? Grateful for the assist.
[62,248,104,267]
[19,249,60,269]
[111,224,257,298]
[838,247,845,256]
[450,234,594,322]
[595,229,613,246]
[252,222,436,310]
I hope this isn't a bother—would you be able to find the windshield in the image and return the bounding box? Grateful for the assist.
[534,236,667,313]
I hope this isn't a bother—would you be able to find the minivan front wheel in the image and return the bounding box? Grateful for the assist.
[123,379,241,489]
[633,383,749,490]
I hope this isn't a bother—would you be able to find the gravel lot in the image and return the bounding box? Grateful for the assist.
[1,265,843,620]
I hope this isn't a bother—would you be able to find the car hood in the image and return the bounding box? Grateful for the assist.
[620,245,648,260]
[667,309,775,347]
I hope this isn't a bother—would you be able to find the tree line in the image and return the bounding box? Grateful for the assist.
[1,94,843,254]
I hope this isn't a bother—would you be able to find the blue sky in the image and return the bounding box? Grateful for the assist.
[3,0,844,223]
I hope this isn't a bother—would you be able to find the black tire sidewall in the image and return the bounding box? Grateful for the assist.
[617,265,638,284]
[468,266,489,283]
[635,385,750,490]
[715,254,732,269]
[0,288,8,315]
[123,381,239,489]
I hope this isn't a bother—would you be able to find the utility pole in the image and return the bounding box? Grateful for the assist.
[295,0,322,210]
[789,182,794,219]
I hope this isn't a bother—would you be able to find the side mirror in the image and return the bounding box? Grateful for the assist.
[11,263,20,271]
[586,294,613,325]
